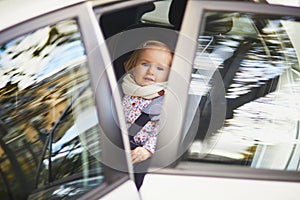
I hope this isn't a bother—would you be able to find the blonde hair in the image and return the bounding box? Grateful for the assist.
[124,40,173,72]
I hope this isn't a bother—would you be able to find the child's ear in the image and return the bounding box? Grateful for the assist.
[130,67,136,78]
[123,59,130,72]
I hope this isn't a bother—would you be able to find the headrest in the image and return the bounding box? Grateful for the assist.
[101,2,155,38]
[168,0,232,34]
[168,0,188,30]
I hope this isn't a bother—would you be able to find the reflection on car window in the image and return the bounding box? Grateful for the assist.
[185,12,300,171]
[0,19,104,199]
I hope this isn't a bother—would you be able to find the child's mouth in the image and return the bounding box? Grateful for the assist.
[144,77,154,82]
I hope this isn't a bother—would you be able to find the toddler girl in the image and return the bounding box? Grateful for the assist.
[121,40,173,164]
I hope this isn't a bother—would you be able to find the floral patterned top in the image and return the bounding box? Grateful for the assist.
[122,95,159,154]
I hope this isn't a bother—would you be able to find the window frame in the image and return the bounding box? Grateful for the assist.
[151,0,300,182]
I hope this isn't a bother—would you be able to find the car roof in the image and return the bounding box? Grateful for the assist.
[0,0,87,31]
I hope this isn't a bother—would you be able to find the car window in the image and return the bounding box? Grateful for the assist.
[0,16,123,199]
[27,21,101,188]
[184,10,300,171]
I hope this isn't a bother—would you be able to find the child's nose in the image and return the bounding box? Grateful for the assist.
[146,65,155,74]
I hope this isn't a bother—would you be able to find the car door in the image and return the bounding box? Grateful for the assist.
[0,0,139,199]
[140,1,300,199]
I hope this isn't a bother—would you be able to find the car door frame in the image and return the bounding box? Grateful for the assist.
[0,1,137,199]
[149,0,300,182]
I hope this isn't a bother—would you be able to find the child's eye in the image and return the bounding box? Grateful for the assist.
[141,63,150,67]
[156,66,165,71]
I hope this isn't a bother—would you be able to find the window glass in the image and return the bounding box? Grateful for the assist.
[185,12,300,171]
[0,19,104,199]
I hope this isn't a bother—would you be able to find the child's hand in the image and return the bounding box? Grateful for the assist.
[131,147,152,164]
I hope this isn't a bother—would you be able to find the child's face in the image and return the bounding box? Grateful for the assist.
[132,47,172,86]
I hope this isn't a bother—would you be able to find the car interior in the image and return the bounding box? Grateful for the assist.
[97,0,239,165]
[98,0,235,82]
